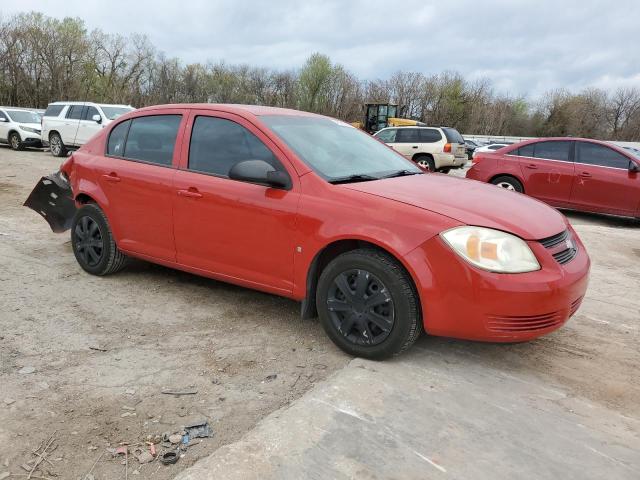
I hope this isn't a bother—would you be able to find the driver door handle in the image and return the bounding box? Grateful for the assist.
[525,164,538,169]
[102,172,121,183]
[177,188,203,199]
[579,171,592,178]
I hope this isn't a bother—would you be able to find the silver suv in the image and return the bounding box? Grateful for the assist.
[0,107,42,150]
[41,102,134,157]
[374,126,468,173]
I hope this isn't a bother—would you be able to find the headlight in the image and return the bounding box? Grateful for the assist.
[20,125,39,134]
[440,226,540,273]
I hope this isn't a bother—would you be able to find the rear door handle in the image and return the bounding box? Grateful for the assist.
[525,164,538,169]
[102,173,121,183]
[579,172,592,178]
[412,146,419,149]
[177,188,203,199]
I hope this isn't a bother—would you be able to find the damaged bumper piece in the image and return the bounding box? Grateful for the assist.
[23,171,76,233]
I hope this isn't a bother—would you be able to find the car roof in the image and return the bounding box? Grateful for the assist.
[131,103,322,118]
[47,101,133,108]
[0,106,39,112]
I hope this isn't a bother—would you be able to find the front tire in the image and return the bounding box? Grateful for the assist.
[316,248,422,359]
[49,132,67,157]
[491,175,524,193]
[9,132,24,151]
[71,203,128,276]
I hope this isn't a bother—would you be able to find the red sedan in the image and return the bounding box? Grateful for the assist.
[25,105,590,359]
[466,137,640,218]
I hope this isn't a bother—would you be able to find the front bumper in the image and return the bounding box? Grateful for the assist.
[405,226,590,342]
[23,171,76,233]
[21,137,43,148]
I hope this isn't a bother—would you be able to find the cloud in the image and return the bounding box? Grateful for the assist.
[1,0,638,97]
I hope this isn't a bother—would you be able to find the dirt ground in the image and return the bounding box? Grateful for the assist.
[1,147,639,479]
[0,147,349,478]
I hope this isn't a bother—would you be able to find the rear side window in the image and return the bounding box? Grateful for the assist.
[66,106,84,120]
[0,110,7,121]
[395,128,420,143]
[188,116,282,177]
[83,106,100,121]
[121,115,182,166]
[533,141,572,161]
[577,142,630,169]
[512,144,535,157]
[419,129,442,143]
[375,129,397,143]
[107,120,131,156]
[44,104,64,117]
[442,127,464,144]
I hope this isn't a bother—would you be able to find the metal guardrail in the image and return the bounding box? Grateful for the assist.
[463,134,640,150]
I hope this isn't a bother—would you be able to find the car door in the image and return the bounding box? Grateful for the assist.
[75,105,103,145]
[390,128,420,158]
[570,141,640,216]
[517,140,575,206]
[172,110,300,293]
[97,111,186,261]
[61,105,84,145]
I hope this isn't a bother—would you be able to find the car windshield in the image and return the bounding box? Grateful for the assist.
[100,106,134,120]
[623,146,640,159]
[6,110,40,124]
[261,115,421,182]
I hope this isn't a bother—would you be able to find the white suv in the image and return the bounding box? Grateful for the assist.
[374,126,468,173]
[0,107,42,151]
[42,102,134,157]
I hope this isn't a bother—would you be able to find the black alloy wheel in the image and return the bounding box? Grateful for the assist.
[74,215,104,267]
[327,269,395,346]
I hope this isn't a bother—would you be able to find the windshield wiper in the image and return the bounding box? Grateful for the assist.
[380,169,422,179]
[328,174,379,185]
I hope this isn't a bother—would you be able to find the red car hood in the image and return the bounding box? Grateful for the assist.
[343,174,567,240]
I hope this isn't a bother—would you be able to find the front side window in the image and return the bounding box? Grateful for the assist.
[107,120,131,156]
[188,116,282,177]
[261,115,421,181]
[83,106,100,121]
[374,129,397,143]
[395,128,420,143]
[577,142,630,169]
[66,106,84,120]
[533,141,572,161]
[121,115,181,166]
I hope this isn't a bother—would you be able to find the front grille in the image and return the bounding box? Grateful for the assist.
[486,312,563,333]
[539,230,569,249]
[569,296,583,317]
[553,247,578,264]
[539,229,577,265]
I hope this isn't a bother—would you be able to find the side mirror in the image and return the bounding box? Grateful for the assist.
[630,161,640,173]
[229,160,291,189]
[92,114,102,124]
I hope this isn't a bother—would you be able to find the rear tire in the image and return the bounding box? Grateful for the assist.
[9,132,24,151]
[491,175,524,193]
[316,248,422,359]
[414,154,435,172]
[71,203,128,276]
[49,132,67,157]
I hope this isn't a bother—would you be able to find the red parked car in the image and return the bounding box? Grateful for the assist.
[466,137,640,218]
[25,105,590,359]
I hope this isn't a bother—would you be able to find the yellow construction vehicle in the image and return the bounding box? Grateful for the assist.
[351,103,425,133]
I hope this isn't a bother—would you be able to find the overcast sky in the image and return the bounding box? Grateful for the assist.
[2,0,639,98]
